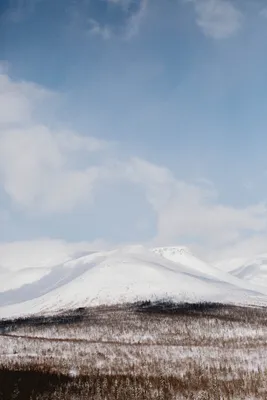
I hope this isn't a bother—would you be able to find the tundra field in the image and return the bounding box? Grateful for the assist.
[1,302,267,399]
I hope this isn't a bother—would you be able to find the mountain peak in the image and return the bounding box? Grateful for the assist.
[152,246,191,257]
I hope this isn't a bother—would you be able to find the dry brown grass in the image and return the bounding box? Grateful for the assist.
[2,361,267,399]
[1,302,267,399]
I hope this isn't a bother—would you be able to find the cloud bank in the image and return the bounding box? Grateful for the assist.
[0,69,266,260]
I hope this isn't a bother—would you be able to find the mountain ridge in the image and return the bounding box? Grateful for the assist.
[0,245,267,318]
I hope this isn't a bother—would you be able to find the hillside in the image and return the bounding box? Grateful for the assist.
[0,246,266,318]
[231,254,267,288]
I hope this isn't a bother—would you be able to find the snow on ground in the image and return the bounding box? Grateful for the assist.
[215,257,251,273]
[0,245,267,318]
[152,246,267,297]
[152,246,218,277]
[0,267,51,292]
[215,253,267,290]
[231,254,267,287]
[0,240,103,292]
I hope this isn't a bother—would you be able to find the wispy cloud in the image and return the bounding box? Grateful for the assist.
[2,0,147,38]
[189,0,243,39]
[87,19,112,40]
[75,0,148,39]
[123,0,148,39]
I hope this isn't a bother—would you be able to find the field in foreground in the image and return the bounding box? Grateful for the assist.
[1,302,267,399]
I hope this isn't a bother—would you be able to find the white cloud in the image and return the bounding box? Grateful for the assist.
[0,126,108,213]
[0,239,109,271]
[51,130,107,153]
[157,200,266,245]
[1,71,266,259]
[0,72,108,213]
[190,0,243,39]
[124,158,267,253]
[124,158,176,210]
[208,235,267,263]
[0,72,52,126]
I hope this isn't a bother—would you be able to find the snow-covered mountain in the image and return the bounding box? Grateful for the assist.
[153,246,226,278]
[0,240,98,293]
[231,254,267,288]
[0,245,267,319]
[215,257,249,273]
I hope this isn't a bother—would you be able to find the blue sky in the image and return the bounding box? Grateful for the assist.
[1,0,267,260]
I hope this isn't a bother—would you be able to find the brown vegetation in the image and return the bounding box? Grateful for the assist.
[1,302,267,399]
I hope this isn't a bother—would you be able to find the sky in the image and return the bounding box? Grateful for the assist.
[1,0,267,262]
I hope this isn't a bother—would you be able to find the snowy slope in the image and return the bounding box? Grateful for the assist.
[0,245,266,318]
[153,246,227,278]
[0,241,99,292]
[215,257,249,273]
[151,246,265,293]
[0,267,51,292]
[231,254,267,288]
